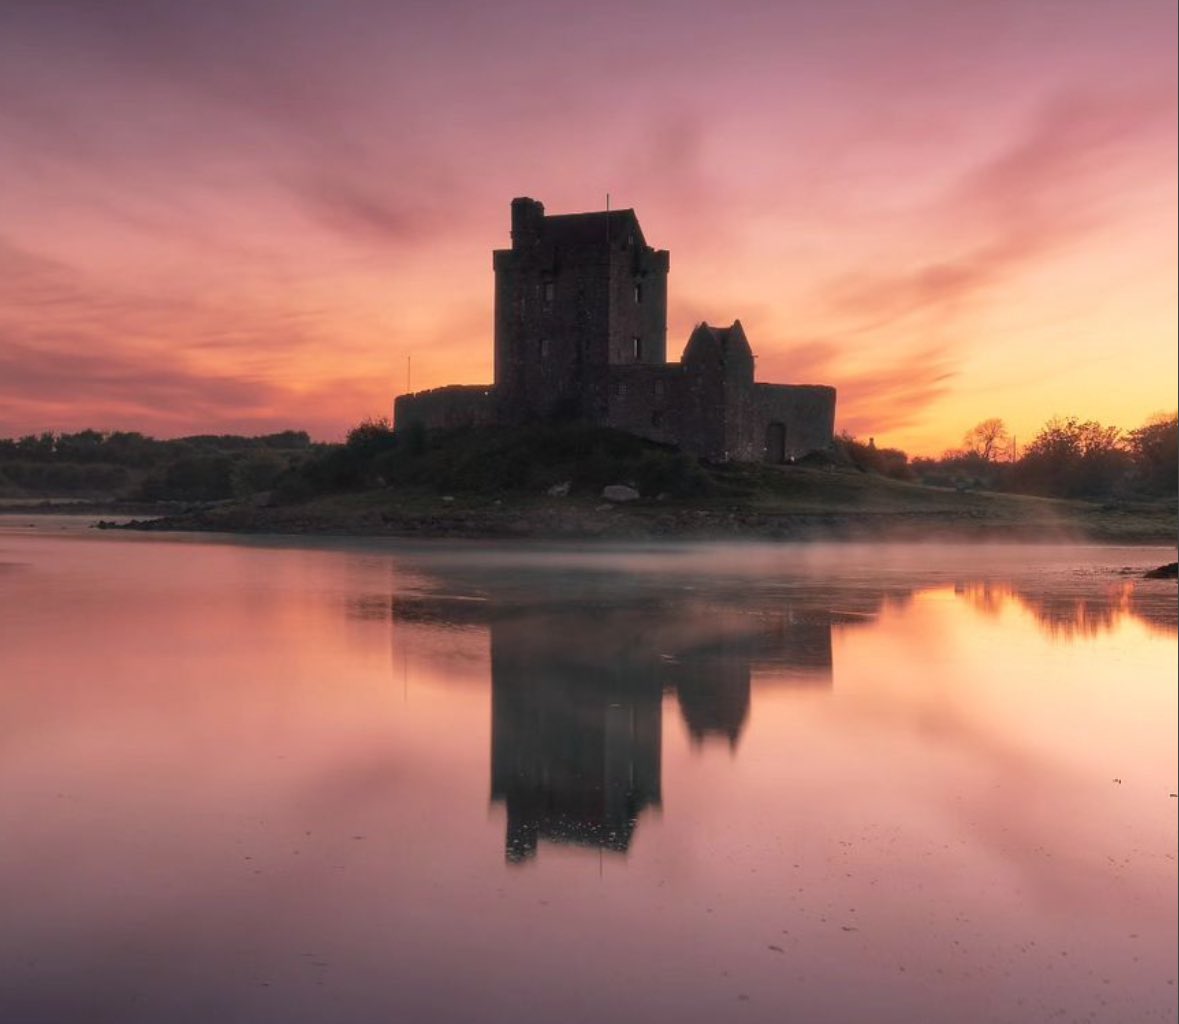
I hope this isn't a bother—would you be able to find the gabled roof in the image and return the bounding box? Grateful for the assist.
[684,320,752,362]
[542,209,646,249]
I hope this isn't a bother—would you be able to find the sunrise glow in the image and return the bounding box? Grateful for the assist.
[1,0,1174,455]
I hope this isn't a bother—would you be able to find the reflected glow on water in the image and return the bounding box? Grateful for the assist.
[0,530,1175,1023]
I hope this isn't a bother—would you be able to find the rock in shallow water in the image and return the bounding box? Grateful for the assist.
[1143,561,1177,579]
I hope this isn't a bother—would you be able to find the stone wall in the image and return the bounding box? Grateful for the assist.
[493,244,610,421]
[675,322,761,462]
[606,244,669,368]
[755,384,837,461]
[600,365,682,445]
[393,385,495,432]
[493,198,670,424]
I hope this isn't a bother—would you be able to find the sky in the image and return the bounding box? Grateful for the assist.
[0,0,1175,455]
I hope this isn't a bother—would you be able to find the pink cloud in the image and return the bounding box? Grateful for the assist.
[826,89,1175,326]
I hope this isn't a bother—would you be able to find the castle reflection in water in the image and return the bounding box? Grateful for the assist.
[385,587,883,864]
[360,565,1174,864]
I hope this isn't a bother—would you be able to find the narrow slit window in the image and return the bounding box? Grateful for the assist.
[539,338,549,358]
[634,282,642,303]
[543,281,555,303]
[632,336,642,360]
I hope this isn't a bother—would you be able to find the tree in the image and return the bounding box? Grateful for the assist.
[1125,413,1178,495]
[56,429,106,463]
[836,432,912,480]
[16,433,55,460]
[102,431,156,467]
[1012,416,1129,498]
[139,454,235,502]
[231,450,287,497]
[261,430,311,450]
[345,416,398,457]
[961,418,1010,461]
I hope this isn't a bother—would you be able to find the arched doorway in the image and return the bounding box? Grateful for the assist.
[765,421,786,464]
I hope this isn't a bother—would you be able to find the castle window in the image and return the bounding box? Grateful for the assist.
[653,379,664,398]
[539,338,549,358]
[634,282,642,303]
[632,336,642,360]
[543,281,554,304]
[616,382,627,399]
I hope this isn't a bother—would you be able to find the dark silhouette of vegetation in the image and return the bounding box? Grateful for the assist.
[2,412,1173,510]
[961,418,1012,462]
[0,429,315,501]
[910,419,1018,492]
[1126,415,1179,495]
[836,433,913,481]
[1006,417,1130,498]
[276,422,715,500]
[902,413,1177,500]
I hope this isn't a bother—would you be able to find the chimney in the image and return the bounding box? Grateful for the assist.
[510,197,544,248]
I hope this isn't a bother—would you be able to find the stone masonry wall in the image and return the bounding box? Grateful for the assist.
[755,384,837,461]
[394,385,495,432]
[600,364,682,446]
[493,199,670,424]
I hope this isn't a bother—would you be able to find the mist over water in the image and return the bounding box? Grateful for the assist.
[0,526,1175,1023]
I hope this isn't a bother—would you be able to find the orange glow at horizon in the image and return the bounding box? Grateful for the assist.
[0,1,1174,456]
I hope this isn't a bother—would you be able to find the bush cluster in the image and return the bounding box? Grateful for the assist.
[271,420,716,502]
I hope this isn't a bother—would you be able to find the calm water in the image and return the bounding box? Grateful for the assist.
[1,521,1175,1024]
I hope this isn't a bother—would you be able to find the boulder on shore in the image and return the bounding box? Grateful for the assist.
[1143,562,1177,579]
[602,484,640,503]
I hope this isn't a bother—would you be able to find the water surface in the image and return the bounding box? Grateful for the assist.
[1,525,1175,1023]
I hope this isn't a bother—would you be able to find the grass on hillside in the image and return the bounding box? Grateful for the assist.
[253,425,1175,542]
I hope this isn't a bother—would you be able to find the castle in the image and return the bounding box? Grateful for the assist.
[393,197,836,462]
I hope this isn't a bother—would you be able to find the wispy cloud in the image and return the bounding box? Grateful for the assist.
[0,235,387,437]
[769,87,1178,438]
[828,89,1174,326]
[295,175,441,245]
[756,337,956,437]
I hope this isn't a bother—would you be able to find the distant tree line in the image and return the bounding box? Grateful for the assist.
[0,429,314,501]
[839,413,1177,500]
[3,413,1174,505]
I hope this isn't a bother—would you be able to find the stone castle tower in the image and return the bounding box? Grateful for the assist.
[395,197,836,463]
[493,197,669,422]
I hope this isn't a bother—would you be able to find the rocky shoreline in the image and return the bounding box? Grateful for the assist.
[95,493,1177,545]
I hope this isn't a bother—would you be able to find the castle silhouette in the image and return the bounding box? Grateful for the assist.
[395,198,836,462]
